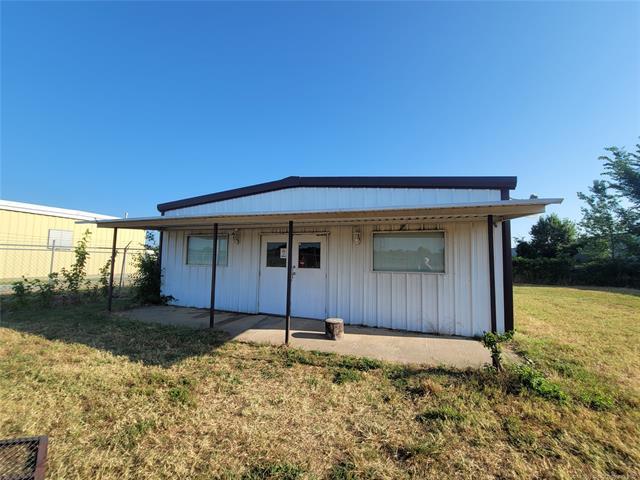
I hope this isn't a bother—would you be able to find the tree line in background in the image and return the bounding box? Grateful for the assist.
[513,141,639,288]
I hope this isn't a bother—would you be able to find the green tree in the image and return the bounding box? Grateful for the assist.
[577,180,627,260]
[600,142,640,240]
[601,142,640,209]
[515,214,577,259]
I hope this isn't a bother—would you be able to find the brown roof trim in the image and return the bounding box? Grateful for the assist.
[157,176,518,213]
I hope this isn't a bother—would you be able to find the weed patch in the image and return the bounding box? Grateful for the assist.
[336,356,383,371]
[241,463,305,480]
[502,416,537,450]
[513,365,567,402]
[333,368,362,384]
[579,390,614,411]
[117,419,156,448]
[387,440,443,462]
[415,407,465,424]
[327,460,358,480]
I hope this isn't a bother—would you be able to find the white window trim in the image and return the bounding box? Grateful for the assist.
[185,234,229,267]
[47,229,74,250]
[370,230,447,275]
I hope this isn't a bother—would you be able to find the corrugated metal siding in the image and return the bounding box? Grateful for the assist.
[161,221,506,335]
[164,187,502,217]
[161,229,261,313]
[323,222,497,336]
[0,209,145,280]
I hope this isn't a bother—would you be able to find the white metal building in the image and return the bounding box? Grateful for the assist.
[95,176,561,336]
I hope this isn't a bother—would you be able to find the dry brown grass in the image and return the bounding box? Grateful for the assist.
[0,287,639,479]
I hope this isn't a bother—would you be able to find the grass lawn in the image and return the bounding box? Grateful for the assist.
[1,286,638,479]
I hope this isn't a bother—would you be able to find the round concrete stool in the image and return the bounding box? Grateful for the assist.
[325,318,344,340]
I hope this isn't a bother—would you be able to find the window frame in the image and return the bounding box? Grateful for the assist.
[47,229,73,250]
[265,241,288,268]
[185,234,229,267]
[370,230,447,275]
[297,241,322,269]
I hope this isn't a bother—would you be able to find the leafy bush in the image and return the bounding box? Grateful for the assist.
[98,259,111,297]
[11,277,33,306]
[60,229,91,294]
[513,256,640,288]
[482,330,514,371]
[10,230,96,307]
[31,273,60,306]
[513,365,567,402]
[570,259,640,288]
[131,237,173,305]
[10,274,61,307]
[513,257,574,284]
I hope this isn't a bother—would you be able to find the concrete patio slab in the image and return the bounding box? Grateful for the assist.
[119,306,491,368]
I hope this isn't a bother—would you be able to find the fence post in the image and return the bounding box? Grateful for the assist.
[118,241,131,292]
[108,228,118,312]
[49,240,56,275]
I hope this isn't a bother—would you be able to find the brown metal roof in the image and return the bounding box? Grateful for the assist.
[157,176,518,213]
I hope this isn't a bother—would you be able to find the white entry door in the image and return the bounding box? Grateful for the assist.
[258,234,327,319]
[291,235,327,319]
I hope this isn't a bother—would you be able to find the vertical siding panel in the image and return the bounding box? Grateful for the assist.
[329,227,340,317]
[336,227,350,322]
[454,223,473,336]
[471,221,490,336]
[391,275,407,330]
[349,226,365,325]
[377,273,391,328]
[362,225,377,327]
[438,225,455,335]
[343,226,352,321]
[421,275,438,333]
[406,274,422,332]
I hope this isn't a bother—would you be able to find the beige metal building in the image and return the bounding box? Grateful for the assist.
[0,200,146,284]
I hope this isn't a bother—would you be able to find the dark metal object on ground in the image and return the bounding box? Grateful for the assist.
[0,436,48,480]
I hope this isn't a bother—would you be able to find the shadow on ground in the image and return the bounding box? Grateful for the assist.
[1,301,228,368]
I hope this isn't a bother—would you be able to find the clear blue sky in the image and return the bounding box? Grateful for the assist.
[1,1,639,242]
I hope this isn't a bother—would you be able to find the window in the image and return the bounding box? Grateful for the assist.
[266,242,287,267]
[186,235,228,266]
[48,229,73,249]
[373,232,445,273]
[298,242,321,269]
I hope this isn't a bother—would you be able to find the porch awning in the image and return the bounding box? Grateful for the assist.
[87,198,562,230]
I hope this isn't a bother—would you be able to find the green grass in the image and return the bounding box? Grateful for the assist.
[512,285,640,409]
[0,286,639,479]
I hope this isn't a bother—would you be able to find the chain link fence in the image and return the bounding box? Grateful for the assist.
[0,233,147,294]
